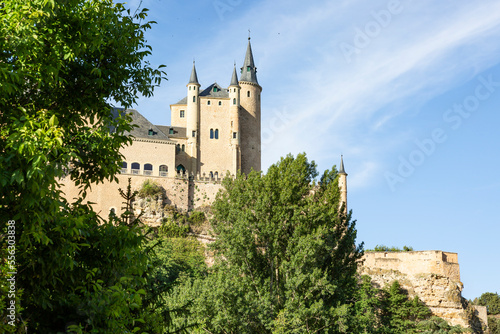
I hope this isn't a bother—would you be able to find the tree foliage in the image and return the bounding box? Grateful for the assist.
[0,0,165,332]
[178,153,364,333]
[474,292,500,315]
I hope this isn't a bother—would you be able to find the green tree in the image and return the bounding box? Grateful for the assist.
[474,292,500,315]
[0,0,165,332]
[380,280,431,334]
[183,153,364,333]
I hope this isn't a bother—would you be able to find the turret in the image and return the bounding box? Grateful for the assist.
[229,64,241,174]
[186,61,200,174]
[239,38,262,174]
[338,155,348,212]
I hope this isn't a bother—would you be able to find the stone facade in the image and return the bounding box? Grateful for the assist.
[360,251,488,331]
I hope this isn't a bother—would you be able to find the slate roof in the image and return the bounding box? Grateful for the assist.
[111,108,172,140]
[188,62,200,85]
[240,39,259,85]
[230,65,239,86]
[200,83,229,98]
[157,125,187,138]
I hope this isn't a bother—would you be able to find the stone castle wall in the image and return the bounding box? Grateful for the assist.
[360,251,487,331]
[60,173,223,219]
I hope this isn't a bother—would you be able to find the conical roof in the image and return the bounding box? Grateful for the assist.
[188,61,200,85]
[339,155,347,175]
[240,39,259,85]
[229,64,239,87]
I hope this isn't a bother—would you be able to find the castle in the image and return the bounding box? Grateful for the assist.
[119,38,262,180]
[61,38,348,214]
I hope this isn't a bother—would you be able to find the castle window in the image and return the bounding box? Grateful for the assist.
[231,121,233,126]
[233,98,236,105]
[207,100,211,105]
[144,163,153,176]
[219,101,222,106]
[247,91,250,97]
[180,110,185,118]
[210,129,214,139]
[233,132,237,139]
[176,164,186,174]
[209,171,213,179]
[215,129,219,139]
[148,128,154,136]
[121,162,127,174]
[176,144,180,153]
[213,86,218,92]
[181,144,185,152]
[169,128,174,135]
[193,96,196,102]
[247,66,251,72]
[189,86,191,91]
[131,162,140,175]
[192,130,196,137]
[159,165,168,177]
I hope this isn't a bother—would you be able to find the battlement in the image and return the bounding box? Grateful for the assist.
[362,250,460,281]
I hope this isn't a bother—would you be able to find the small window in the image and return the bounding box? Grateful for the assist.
[215,129,219,140]
[144,163,153,171]
[247,91,250,97]
[207,100,211,105]
[181,144,185,152]
[148,128,154,136]
[189,86,191,91]
[209,171,214,179]
[210,129,214,139]
[176,144,180,153]
[122,162,128,169]
[247,66,251,72]
[218,101,222,106]
[180,110,185,118]
[231,121,233,126]
[233,98,236,105]
[177,164,186,174]
[131,162,140,170]
[233,132,237,139]
[169,128,174,135]
[213,86,217,92]
[159,165,168,172]
[192,130,196,137]
[193,96,196,102]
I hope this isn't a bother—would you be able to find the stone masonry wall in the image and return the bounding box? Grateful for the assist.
[360,251,487,331]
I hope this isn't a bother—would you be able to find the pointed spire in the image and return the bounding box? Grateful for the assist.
[240,38,259,85]
[188,61,199,85]
[229,63,239,87]
[339,155,347,175]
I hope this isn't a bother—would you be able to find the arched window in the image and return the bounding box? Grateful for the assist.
[176,164,186,174]
[131,162,140,175]
[233,98,236,105]
[209,171,214,179]
[210,129,214,139]
[247,91,250,97]
[159,165,168,177]
[215,129,219,139]
[121,162,127,173]
[144,163,153,175]
[207,100,211,105]
[219,101,222,106]
[176,144,180,153]
[193,96,196,102]
[181,144,185,152]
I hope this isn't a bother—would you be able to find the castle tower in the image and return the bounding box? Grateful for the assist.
[186,62,200,174]
[338,155,348,212]
[239,38,262,174]
[229,64,241,175]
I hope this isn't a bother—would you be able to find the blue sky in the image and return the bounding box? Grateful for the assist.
[123,0,500,299]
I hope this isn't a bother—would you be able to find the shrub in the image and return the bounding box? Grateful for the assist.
[138,179,164,199]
